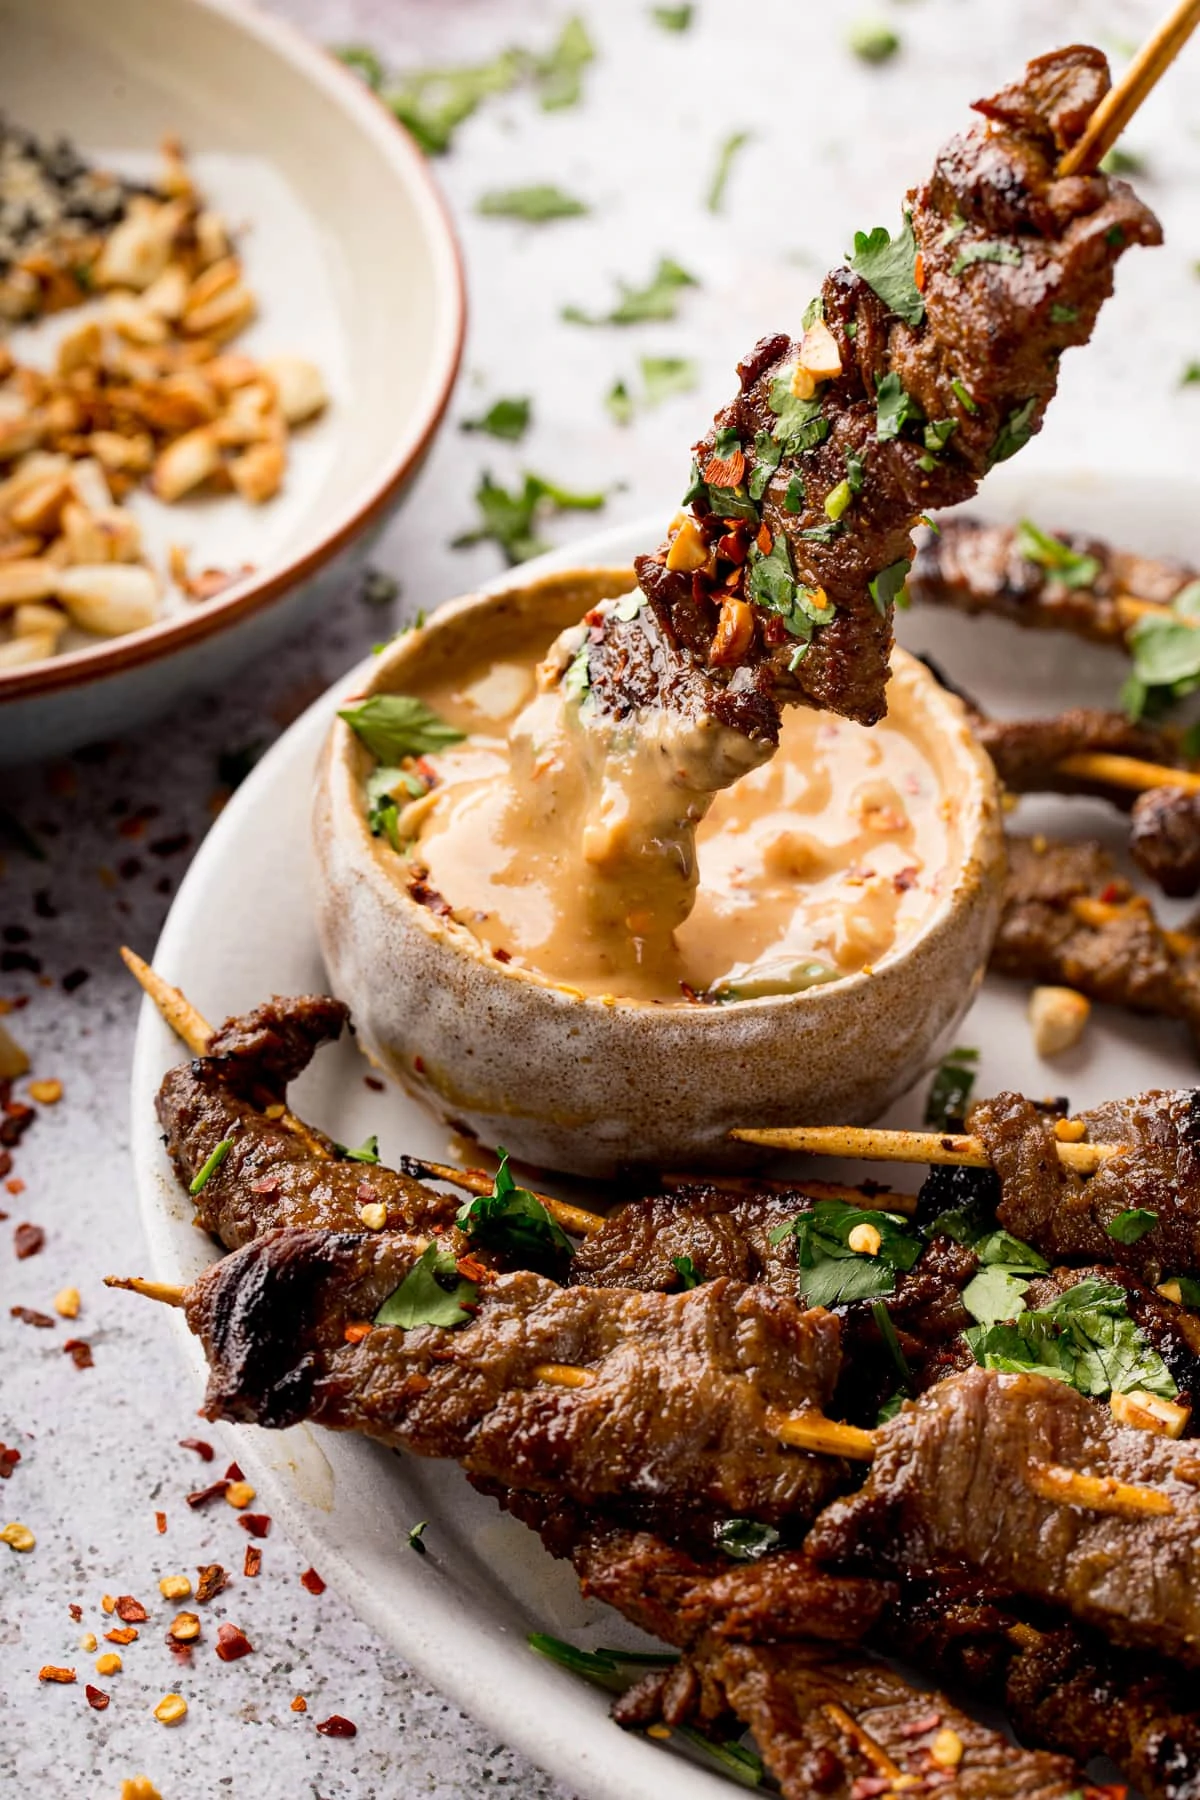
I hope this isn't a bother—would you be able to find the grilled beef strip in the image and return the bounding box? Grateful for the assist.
[572,45,1159,747]
[156,994,458,1245]
[908,513,1194,645]
[993,834,1200,1041]
[807,1364,1200,1664]
[183,1226,853,1529]
[1132,788,1200,898]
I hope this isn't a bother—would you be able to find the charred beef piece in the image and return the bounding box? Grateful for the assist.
[156,996,456,1246]
[1132,788,1200,898]
[614,1638,1084,1800]
[991,835,1200,1042]
[908,513,1193,644]
[184,1228,853,1529]
[577,46,1159,739]
[807,1365,1200,1663]
[972,1087,1200,1284]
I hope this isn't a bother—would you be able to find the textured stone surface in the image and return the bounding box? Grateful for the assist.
[2,0,1198,1792]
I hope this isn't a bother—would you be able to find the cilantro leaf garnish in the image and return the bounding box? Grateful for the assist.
[783,473,806,513]
[453,471,606,564]
[460,396,532,441]
[336,1134,381,1165]
[1107,1207,1158,1244]
[606,378,634,425]
[965,1277,1178,1399]
[746,537,835,645]
[477,185,589,223]
[770,1200,922,1309]
[923,1045,979,1130]
[339,694,465,762]
[455,1148,573,1272]
[563,256,698,326]
[874,371,922,442]
[386,49,526,155]
[706,129,751,214]
[365,765,427,848]
[871,1299,913,1393]
[714,1518,781,1562]
[951,239,1022,277]
[848,216,924,326]
[672,1253,704,1289]
[563,642,592,703]
[534,15,595,110]
[767,379,829,456]
[336,44,386,90]
[923,418,957,456]
[1015,520,1100,590]
[650,4,693,27]
[1050,302,1079,324]
[375,1241,478,1330]
[407,1520,428,1554]
[748,430,782,501]
[641,355,700,406]
[989,396,1038,466]
[961,1263,1034,1326]
[868,558,911,616]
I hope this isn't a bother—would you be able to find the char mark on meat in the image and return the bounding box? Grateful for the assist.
[184,1228,853,1529]
[908,513,1193,643]
[807,1365,1200,1663]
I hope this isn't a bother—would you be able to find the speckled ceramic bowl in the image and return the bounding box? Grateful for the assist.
[313,568,1006,1177]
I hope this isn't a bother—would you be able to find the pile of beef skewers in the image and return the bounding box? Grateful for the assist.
[122,982,1200,1800]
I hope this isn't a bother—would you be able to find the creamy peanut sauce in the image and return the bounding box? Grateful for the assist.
[384,600,950,1005]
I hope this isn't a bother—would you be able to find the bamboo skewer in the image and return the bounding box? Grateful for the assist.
[103,1275,1178,1517]
[1054,751,1200,797]
[398,1155,606,1239]
[1057,0,1200,176]
[731,1123,1119,1174]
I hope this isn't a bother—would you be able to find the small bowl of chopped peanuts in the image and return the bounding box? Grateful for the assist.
[0,0,464,762]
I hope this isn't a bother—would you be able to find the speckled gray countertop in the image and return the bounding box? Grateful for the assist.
[3,0,1200,1793]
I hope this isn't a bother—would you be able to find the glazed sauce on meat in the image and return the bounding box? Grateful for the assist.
[386,599,950,1005]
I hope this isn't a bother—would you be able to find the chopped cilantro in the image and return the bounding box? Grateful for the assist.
[748,430,782,501]
[375,1241,478,1330]
[1173,1276,1200,1308]
[535,15,595,109]
[706,129,751,213]
[563,256,698,326]
[529,1634,677,1692]
[1107,1207,1158,1244]
[924,1046,979,1130]
[1101,147,1145,177]
[563,642,592,703]
[606,378,634,425]
[714,1518,781,1562]
[876,1390,905,1425]
[844,447,866,493]
[940,214,967,247]
[746,536,834,643]
[335,44,386,89]
[338,694,465,761]
[871,1299,913,1393]
[672,1253,704,1289]
[1126,607,1200,710]
[802,295,824,329]
[875,371,921,442]
[799,521,843,546]
[386,49,526,155]
[641,355,699,406]
[650,4,693,27]
[847,17,900,63]
[770,1200,922,1308]
[868,557,911,616]
[453,470,606,564]
[1015,519,1100,590]
[460,396,532,441]
[825,478,853,521]
[189,1137,232,1196]
[359,567,400,606]
[966,1279,1179,1400]
[951,239,1021,277]
[1182,362,1200,386]
[989,396,1037,465]
[1050,302,1079,324]
[477,185,588,222]
[455,1148,572,1272]
[365,764,426,847]
[336,1134,381,1164]
[783,472,806,513]
[767,379,830,455]
[848,216,924,326]
[407,1520,428,1554]
[961,1263,1034,1326]
[923,418,957,455]
[1106,225,1125,248]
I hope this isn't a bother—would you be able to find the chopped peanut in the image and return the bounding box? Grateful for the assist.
[167,1611,200,1643]
[0,1521,34,1551]
[79,1633,97,1653]
[95,1652,122,1676]
[27,1078,62,1105]
[847,1222,882,1256]
[709,597,754,666]
[1158,1280,1185,1306]
[120,1780,163,1800]
[159,1574,192,1600]
[664,518,708,573]
[101,1594,116,1614]
[358,1202,387,1231]
[153,1692,188,1726]
[1110,1389,1191,1438]
[797,318,842,381]
[1029,986,1090,1058]
[930,1727,964,1768]
[54,1287,80,1319]
[1054,1116,1087,1143]
[224,1480,256,1510]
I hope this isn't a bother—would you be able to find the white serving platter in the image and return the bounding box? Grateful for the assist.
[130,470,1197,1798]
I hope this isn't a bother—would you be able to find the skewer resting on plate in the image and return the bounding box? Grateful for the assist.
[730,1121,1120,1173]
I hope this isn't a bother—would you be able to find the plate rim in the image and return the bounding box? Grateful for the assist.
[0,0,467,705]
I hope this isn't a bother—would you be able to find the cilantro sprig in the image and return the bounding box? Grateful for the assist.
[564,256,699,326]
[477,185,588,223]
[454,471,606,565]
[965,1278,1179,1400]
[375,1242,478,1330]
[1122,579,1200,720]
[848,216,924,326]
[460,396,532,442]
[455,1149,572,1273]
[339,694,465,763]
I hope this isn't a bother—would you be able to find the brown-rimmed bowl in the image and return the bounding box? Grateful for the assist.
[312,566,1007,1177]
[0,0,464,764]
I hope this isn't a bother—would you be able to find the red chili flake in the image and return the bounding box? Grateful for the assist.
[10,1306,54,1327]
[238,1513,271,1539]
[243,1544,262,1578]
[215,1622,254,1662]
[363,1076,384,1092]
[6,1176,25,1194]
[224,1461,245,1482]
[195,1562,228,1603]
[412,1055,425,1075]
[13,1222,44,1259]
[914,251,926,291]
[179,1437,214,1462]
[106,1626,138,1645]
[455,1252,488,1283]
[355,1180,377,1204]
[291,1694,308,1712]
[68,1603,82,1623]
[343,1322,372,1345]
[249,1175,280,1195]
[893,867,919,894]
[716,530,747,565]
[85,1684,109,1710]
[755,523,772,556]
[186,1479,230,1509]
[1098,881,1123,905]
[0,1151,10,1178]
[315,1714,357,1738]
[155,1511,167,1535]
[702,447,745,489]
[63,1339,94,1370]
[492,947,512,963]
[299,1568,326,1595]
[38,1664,76,1684]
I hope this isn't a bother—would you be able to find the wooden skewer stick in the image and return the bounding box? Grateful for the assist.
[822,1703,904,1782]
[398,1154,606,1239]
[731,1122,1118,1174]
[1057,0,1200,176]
[767,1407,877,1462]
[1027,1459,1175,1518]
[661,1171,918,1216]
[104,1274,187,1308]
[1055,751,1200,797]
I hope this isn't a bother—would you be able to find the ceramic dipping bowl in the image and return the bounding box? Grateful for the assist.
[313,568,1006,1177]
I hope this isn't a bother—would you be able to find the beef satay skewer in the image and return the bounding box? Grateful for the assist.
[1057,0,1200,175]
[732,1122,1119,1173]
[104,1273,1171,1520]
